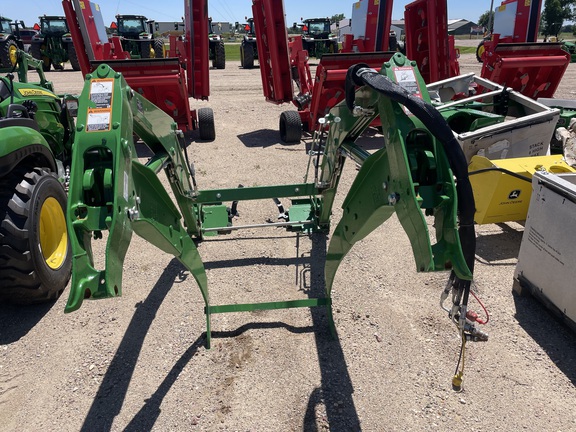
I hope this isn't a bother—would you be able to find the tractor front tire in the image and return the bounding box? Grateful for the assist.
[0,167,71,304]
[0,40,18,68]
[68,43,81,71]
[279,110,302,144]
[31,42,51,71]
[198,107,216,141]
[241,42,255,69]
[476,41,485,63]
[214,40,226,69]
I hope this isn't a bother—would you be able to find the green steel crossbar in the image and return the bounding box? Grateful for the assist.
[194,183,320,204]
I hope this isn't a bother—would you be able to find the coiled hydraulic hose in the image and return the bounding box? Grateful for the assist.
[344,63,476,289]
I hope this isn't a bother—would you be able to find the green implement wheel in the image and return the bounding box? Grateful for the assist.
[0,167,71,304]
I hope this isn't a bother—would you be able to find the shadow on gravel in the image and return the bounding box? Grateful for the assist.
[475,223,524,263]
[206,232,361,430]
[303,233,361,431]
[237,129,284,147]
[513,290,576,386]
[80,258,198,432]
[0,302,56,344]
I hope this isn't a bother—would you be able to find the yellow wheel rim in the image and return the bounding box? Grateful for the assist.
[478,45,485,60]
[9,44,17,66]
[39,197,68,269]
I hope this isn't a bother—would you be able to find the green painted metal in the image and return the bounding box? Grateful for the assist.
[65,55,473,348]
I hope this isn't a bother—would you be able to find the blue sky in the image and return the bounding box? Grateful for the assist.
[0,1,502,29]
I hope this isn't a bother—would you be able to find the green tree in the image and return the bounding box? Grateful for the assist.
[541,0,565,38]
[477,10,494,32]
[330,14,345,24]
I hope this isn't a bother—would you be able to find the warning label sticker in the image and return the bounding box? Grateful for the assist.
[86,108,111,132]
[90,79,114,108]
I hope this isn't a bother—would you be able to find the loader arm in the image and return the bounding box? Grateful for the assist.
[65,64,208,325]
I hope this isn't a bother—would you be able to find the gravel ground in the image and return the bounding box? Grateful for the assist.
[1,53,576,432]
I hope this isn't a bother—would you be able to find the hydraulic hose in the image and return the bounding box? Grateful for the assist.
[345,64,476,286]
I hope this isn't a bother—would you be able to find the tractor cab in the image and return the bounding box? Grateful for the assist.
[36,16,70,36]
[114,15,148,38]
[294,17,338,57]
[300,18,332,39]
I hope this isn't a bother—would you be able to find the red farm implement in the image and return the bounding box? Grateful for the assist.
[62,0,215,139]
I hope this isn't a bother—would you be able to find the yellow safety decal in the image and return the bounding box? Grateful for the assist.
[354,1,360,9]
[525,0,531,6]
[18,88,57,98]
[86,108,112,132]
[79,1,85,10]
[498,5,506,11]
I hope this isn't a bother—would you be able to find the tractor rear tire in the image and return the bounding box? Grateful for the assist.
[198,107,216,141]
[153,38,165,58]
[140,41,152,59]
[68,43,81,71]
[241,43,255,69]
[279,110,302,144]
[214,40,225,69]
[0,40,18,68]
[0,167,71,304]
[31,42,51,71]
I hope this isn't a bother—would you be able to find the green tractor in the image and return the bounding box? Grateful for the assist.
[238,18,258,69]
[30,16,80,71]
[0,50,76,304]
[208,18,225,69]
[0,17,27,69]
[111,15,164,59]
[295,17,338,58]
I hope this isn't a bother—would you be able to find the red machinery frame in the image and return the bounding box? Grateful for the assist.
[404,0,459,83]
[62,0,210,131]
[253,0,392,139]
[478,0,569,98]
[341,0,393,54]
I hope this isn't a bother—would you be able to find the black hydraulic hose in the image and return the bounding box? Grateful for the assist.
[468,167,533,183]
[345,64,476,286]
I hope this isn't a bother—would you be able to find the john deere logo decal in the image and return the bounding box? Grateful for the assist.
[508,190,521,200]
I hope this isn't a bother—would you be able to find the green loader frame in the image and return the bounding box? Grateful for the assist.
[64,53,483,380]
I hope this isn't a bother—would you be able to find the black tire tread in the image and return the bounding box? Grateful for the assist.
[279,110,302,144]
[198,107,216,141]
[214,40,225,69]
[241,42,255,69]
[0,167,70,304]
[68,43,81,71]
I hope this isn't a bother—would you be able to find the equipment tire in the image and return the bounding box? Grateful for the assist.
[68,43,81,71]
[31,42,51,71]
[0,167,71,304]
[198,107,216,141]
[476,41,485,63]
[140,41,152,59]
[241,42,254,69]
[279,110,302,144]
[153,38,165,58]
[214,40,225,69]
[0,39,18,68]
